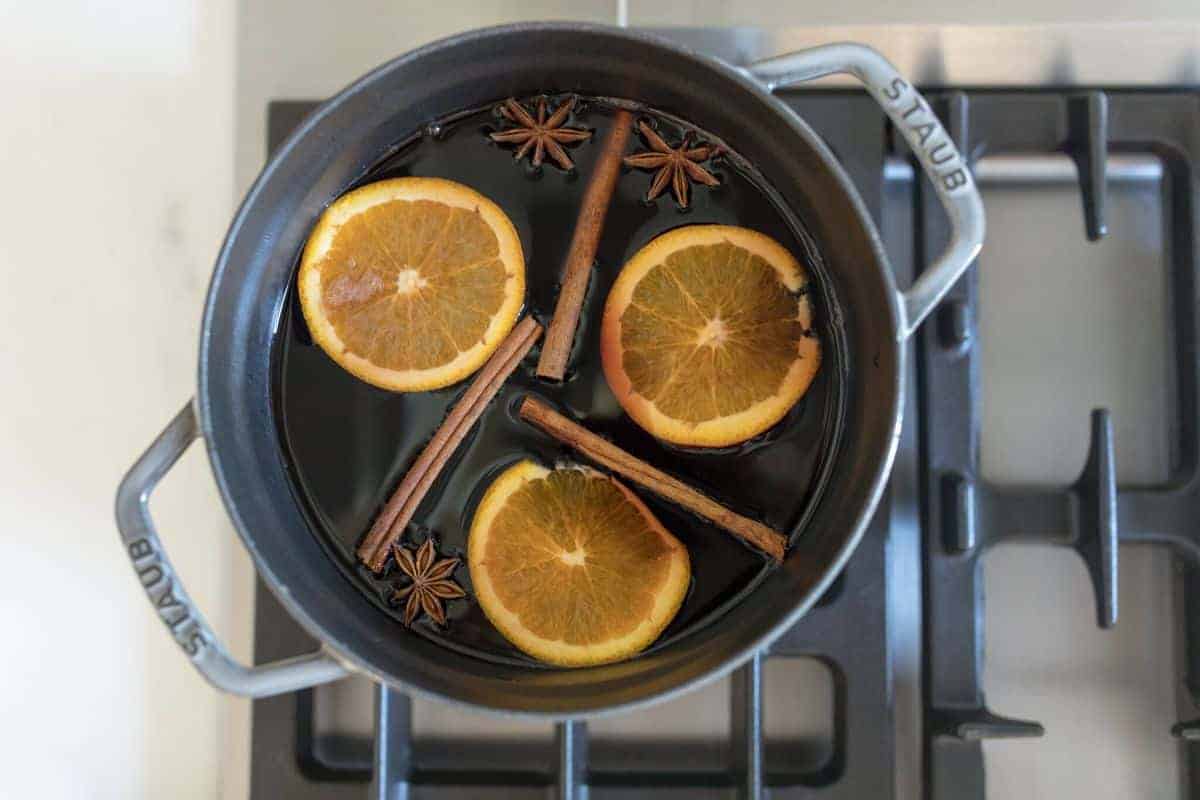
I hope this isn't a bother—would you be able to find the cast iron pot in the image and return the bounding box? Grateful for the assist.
[116,23,982,715]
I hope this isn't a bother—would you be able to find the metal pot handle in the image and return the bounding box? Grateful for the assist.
[746,43,985,338]
[115,401,351,697]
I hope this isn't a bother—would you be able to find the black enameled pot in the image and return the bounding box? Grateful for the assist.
[116,23,982,716]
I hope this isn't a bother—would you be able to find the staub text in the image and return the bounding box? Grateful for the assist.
[128,538,207,656]
[882,77,969,193]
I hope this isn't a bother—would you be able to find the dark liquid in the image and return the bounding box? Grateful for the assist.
[272,97,842,666]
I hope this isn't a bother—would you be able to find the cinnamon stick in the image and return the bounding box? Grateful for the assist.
[357,317,542,572]
[536,109,633,380]
[518,396,787,561]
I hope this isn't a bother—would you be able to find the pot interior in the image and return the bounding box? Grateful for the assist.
[200,23,901,714]
[272,95,845,666]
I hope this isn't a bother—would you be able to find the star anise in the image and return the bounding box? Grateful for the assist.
[623,121,720,208]
[391,538,465,627]
[489,96,592,170]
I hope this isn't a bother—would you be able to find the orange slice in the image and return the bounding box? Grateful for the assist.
[600,225,820,447]
[468,460,690,667]
[298,177,525,392]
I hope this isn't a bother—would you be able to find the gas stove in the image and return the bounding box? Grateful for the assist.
[247,31,1200,799]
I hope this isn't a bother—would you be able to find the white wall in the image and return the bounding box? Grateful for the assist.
[0,0,237,797]
[632,0,1200,26]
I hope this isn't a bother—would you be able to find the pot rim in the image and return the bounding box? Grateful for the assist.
[196,20,904,717]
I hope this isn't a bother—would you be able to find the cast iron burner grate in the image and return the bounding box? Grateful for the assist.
[913,89,1200,798]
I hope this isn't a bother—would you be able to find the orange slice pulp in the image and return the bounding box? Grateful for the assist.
[600,224,820,447]
[298,177,525,392]
[468,460,691,667]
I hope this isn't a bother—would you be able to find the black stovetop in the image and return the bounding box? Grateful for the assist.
[250,88,1200,799]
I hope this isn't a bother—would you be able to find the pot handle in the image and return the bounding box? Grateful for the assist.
[746,43,984,338]
[115,401,351,697]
